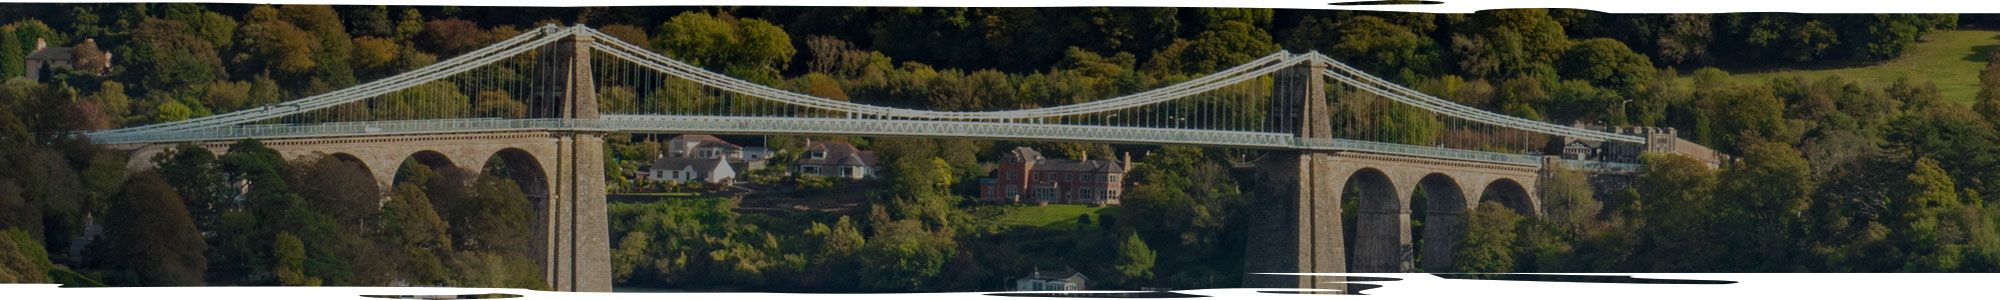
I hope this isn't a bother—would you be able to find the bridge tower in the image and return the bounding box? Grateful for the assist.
[538,28,611,292]
[1242,53,1345,289]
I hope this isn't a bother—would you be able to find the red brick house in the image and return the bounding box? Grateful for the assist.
[979,147,1128,206]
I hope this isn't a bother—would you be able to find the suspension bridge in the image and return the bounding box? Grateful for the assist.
[85,25,1702,292]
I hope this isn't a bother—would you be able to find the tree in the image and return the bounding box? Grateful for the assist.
[472,90,527,118]
[93,172,206,286]
[121,17,224,94]
[0,229,49,283]
[153,144,228,232]
[597,24,650,46]
[436,174,534,256]
[1539,165,1601,237]
[287,154,381,232]
[271,231,320,286]
[375,184,450,285]
[1714,141,1814,271]
[1453,202,1522,273]
[858,219,956,291]
[652,12,796,83]
[351,36,400,76]
[1559,38,1655,95]
[1888,157,2000,271]
[1974,51,2000,123]
[415,19,493,57]
[1288,16,1431,76]
[1631,153,1723,271]
[1172,19,1277,75]
[1111,231,1155,285]
[0,27,20,79]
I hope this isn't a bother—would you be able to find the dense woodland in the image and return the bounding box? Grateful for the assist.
[1,4,2000,291]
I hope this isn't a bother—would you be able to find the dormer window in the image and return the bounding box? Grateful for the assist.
[811,150,826,159]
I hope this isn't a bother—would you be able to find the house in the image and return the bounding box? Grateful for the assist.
[1013,269,1089,291]
[1552,125,1723,167]
[664,134,771,171]
[649,156,736,185]
[980,147,1128,206]
[793,140,879,179]
[24,38,111,81]
[1560,140,1604,161]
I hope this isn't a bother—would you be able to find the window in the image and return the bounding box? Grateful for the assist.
[811,150,827,159]
[802,166,821,175]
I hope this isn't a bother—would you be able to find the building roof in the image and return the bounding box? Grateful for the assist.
[798,141,878,166]
[669,134,726,144]
[1021,269,1088,281]
[26,47,72,60]
[1004,147,1044,162]
[694,140,743,150]
[651,156,729,173]
[1034,159,1124,173]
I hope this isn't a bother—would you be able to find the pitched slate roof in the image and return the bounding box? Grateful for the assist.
[651,156,729,173]
[26,47,72,60]
[671,134,725,143]
[798,141,878,166]
[1004,147,1043,162]
[1034,159,1124,173]
[694,140,743,150]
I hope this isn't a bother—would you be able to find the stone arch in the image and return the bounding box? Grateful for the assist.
[320,152,380,190]
[389,150,462,185]
[1346,167,1410,272]
[1412,173,1468,272]
[481,147,551,277]
[1479,178,1538,216]
[300,151,389,209]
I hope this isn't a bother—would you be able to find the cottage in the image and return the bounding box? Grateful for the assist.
[649,156,736,185]
[24,38,111,81]
[794,140,879,179]
[1013,269,1089,291]
[980,147,1127,206]
[664,134,771,171]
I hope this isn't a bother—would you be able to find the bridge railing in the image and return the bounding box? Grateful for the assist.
[87,118,600,144]
[599,115,1300,148]
[1559,159,1644,174]
[1295,138,1543,166]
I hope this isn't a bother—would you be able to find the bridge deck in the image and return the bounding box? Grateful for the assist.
[82,116,1628,169]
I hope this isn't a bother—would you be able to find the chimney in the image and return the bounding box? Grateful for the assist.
[1122,152,1132,174]
[33,38,44,51]
[1080,150,1088,162]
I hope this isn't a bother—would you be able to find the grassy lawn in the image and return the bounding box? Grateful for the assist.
[1700,29,2000,103]
[981,204,1108,228]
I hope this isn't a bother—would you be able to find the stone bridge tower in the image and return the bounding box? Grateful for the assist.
[1242,54,1344,289]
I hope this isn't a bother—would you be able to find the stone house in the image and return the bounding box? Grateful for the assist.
[979,147,1128,206]
[25,38,111,81]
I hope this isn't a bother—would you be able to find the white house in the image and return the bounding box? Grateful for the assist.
[794,141,879,179]
[1013,269,1088,291]
[649,156,736,185]
[665,134,770,171]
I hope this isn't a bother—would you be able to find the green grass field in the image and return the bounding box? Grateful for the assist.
[1708,30,2000,103]
[982,204,1108,228]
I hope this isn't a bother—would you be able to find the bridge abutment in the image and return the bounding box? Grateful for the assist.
[1244,150,1345,289]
